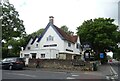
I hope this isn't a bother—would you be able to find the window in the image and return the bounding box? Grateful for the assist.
[56,54,59,58]
[31,53,36,59]
[24,54,29,58]
[43,44,57,47]
[47,35,54,41]
[76,43,79,49]
[68,42,71,47]
[27,47,30,50]
[41,54,45,58]
[66,49,73,52]
[36,44,38,48]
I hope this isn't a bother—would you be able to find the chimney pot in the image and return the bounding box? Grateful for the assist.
[49,16,54,24]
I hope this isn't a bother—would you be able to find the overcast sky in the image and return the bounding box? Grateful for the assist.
[9,0,119,34]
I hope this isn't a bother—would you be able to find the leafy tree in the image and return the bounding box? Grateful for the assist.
[60,25,74,35]
[30,28,44,38]
[2,2,26,42]
[77,18,120,59]
[61,25,69,33]
[1,1,26,58]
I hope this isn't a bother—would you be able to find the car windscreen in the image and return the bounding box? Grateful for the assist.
[17,58,25,62]
[2,58,17,62]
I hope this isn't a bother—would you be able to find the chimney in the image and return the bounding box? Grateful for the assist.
[49,16,54,24]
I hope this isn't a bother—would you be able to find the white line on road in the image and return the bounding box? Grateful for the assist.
[110,65,118,75]
[6,73,37,78]
[66,77,75,79]
[71,75,79,76]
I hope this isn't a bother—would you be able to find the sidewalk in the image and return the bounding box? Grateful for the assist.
[99,64,111,73]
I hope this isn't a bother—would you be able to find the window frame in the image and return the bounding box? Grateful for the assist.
[68,42,71,47]
[47,35,54,41]
[41,54,45,58]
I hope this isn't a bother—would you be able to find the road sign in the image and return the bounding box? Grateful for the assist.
[100,53,104,58]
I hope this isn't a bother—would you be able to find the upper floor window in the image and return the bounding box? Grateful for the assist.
[68,42,71,47]
[76,43,79,49]
[47,35,54,41]
[43,44,57,47]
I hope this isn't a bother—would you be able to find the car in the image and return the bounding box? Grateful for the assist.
[1,57,25,70]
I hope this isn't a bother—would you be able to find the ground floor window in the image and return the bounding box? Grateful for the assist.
[41,54,45,58]
[24,54,29,58]
[56,54,59,59]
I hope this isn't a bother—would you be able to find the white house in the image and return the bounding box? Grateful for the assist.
[20,16,82,60]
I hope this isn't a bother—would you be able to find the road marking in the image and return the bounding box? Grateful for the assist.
[71,75,79,76]
[6,73,37,78]
[110,65,118,75]
[66,77,75,79]
[106,76,110,80]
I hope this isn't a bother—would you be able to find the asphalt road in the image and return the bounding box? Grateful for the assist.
[109,62,120,80]
[1,63,119,81]
[2,68,106,79]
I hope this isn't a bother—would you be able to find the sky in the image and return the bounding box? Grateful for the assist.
[8,0,120,34]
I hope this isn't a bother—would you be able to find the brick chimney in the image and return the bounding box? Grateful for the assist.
[49,16,54,24]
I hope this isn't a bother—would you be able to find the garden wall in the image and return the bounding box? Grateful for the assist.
[28,59,94,71]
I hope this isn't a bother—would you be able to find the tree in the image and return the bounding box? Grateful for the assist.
[77,18,120,56]
[30,28,44,38]
[60,25,74,35]
[2,2,26,42]
[1,1,26,58]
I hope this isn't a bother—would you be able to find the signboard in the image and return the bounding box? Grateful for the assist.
[82,42,92,50]
[85,52,89,58]
[100,53,104,58]
[84,50,90,61]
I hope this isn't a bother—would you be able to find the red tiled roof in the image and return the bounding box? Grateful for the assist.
[54,25,78,43]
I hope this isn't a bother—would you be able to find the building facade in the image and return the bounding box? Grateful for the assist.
[20,16,82,60]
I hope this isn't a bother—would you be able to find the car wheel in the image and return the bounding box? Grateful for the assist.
[9,66,13,70]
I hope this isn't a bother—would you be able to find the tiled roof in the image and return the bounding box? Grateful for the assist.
[54,25,78,43]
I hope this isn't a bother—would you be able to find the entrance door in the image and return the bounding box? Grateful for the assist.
[31,53,37,59]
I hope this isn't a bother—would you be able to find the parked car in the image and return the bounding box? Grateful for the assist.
[1,57,25,70]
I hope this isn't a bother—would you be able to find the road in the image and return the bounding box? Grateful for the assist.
[109,62,120,80]
[1,63,119,81]
[2,69,106,79]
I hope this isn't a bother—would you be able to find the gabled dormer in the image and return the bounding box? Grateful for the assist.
[25,38,33,50]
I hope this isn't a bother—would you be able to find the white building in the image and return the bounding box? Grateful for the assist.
[20,16,82,60]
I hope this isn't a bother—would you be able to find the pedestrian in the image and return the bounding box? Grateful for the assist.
[36,58,40,68]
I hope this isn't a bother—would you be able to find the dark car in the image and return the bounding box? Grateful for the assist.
[1,57,25,70]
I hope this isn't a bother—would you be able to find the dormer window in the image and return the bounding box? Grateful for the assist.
[68,42,71,47]
[47,35,54,41]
